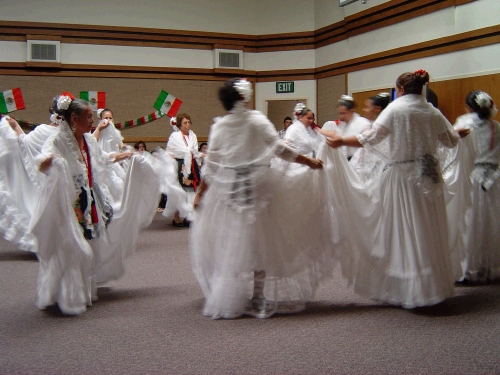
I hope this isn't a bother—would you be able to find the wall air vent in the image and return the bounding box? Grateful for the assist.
[214,49,243,69]
[27,40,60,62]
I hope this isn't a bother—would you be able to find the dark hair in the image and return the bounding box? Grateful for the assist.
[134,141,147,151]
[175,113,191,129]
[218,78,242,111]
[466,90,492,119]
[198,142,208,152]
[50,95,89,124]
[284,116,292,122]
[100,108,113,119]
[396,71,430,95]
[337,96,356,110]
[369,93,390,110]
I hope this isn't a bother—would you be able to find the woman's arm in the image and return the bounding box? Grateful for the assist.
[7,117,24,136]
[93,119,111,141]
[193,178,209,209]
[111,151,134,162]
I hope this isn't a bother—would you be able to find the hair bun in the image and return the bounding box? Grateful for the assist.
[413,69,429,84]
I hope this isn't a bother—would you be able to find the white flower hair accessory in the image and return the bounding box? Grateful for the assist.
[475,91,498,117]
[57,95,72,111]
[170,117,179,132]
[377,92,390,98]
[96,108,104,119]
[339,95,354,103]
[293,102,307,119]
[234,78,252,103]
[50,113,64,125]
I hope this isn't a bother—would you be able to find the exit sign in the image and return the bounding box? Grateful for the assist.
[276,81,294,93]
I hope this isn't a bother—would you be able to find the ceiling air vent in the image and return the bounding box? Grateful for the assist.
[27,40,60,62]
[214,49,243,69]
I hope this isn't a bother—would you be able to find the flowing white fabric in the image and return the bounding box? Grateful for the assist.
[29,121,161,314]
[0,119,56,252]
[442,113,500,281]
[190,110,361,319]
[352,94,459,308]
[322,113,371,158]
[349,120,387,196]
[93,123,126,202]
[277,121,378,284]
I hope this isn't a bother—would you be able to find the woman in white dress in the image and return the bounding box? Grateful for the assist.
[33,93,160,314]
[327,70,468,308]
[349,93,390,191]
[445,91,500,282]
[322,95,371,160]
[190,79,324,319]
[166,113,204,227]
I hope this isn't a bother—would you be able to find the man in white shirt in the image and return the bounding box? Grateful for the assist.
[322,95,371,160]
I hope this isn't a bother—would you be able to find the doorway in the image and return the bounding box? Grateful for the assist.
[266,98,307,132]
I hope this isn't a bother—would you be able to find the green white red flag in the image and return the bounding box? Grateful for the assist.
[80,91,106,111]
[153,90,182,117]
[0,88,25,114]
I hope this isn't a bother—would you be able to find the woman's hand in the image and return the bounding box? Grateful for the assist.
[306,158,323,169]
[6,116,24,135]
[39,156,53,172]
[182,177,193,186]
[97,119,111,130]
[326,134,344,148]
[456,128,470,138]
[193,192,203,209]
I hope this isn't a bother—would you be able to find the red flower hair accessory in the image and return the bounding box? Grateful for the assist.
[414,69,427,76]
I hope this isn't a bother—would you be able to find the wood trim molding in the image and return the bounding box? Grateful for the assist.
[0,1,477,53]
[1,25,496,82]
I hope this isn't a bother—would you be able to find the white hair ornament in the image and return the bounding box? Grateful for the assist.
[234,78,252,103]
[293,102,307,120]
[339,94,354,103]
[50,113,64,125]
[96,108,104,119]
[475,92,498,117]
[170,117,179,132]
[57,95,72,111]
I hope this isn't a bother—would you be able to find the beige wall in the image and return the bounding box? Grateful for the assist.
[317,74,346,126]
[2,76,226,144]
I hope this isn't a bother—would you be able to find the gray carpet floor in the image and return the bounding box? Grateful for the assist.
[1,213,499,375]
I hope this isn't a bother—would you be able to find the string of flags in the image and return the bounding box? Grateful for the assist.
[1,88,183,130]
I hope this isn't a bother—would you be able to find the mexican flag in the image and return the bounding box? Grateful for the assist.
[0,88,25,114]
[153,90,182,117]
[80,91,106,111]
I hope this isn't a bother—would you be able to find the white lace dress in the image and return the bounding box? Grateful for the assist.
[190,111,346,319]
[352,94,459,308]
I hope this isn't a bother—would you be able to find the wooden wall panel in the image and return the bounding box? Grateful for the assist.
[2,75,228,149]
[431,74,500,123]
[352,88,392,118]
[317,74,346,127]
[350,73,500,126]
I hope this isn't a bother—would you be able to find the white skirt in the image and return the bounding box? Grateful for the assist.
[464,179,500,280]
[352,165,455,308]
